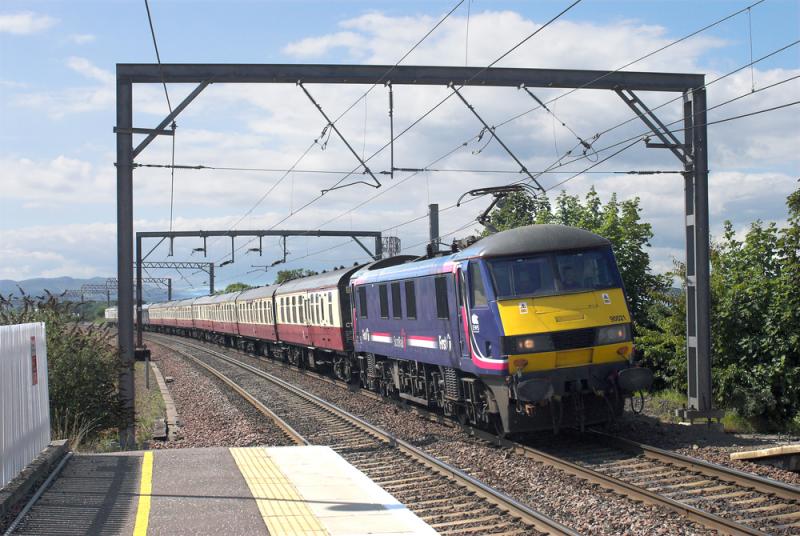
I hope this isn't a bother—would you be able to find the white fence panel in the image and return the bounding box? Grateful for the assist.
[0,322,51,489]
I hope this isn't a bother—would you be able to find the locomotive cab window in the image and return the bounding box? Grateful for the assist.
[379,285,389,318]
[488,247,622,298]
[358,286,368,318]
[434,276,449,319]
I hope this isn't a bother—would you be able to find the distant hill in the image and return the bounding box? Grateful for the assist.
[0,276,173,303]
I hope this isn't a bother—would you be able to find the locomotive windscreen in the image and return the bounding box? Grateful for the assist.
[488,247,622,298]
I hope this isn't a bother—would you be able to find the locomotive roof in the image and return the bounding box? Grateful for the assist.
[236,284,280,301]
[453,224,610,259]
[275,265,362,294]
[352,224,611,285]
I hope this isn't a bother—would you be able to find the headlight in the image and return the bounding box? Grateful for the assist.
[502,334,554,355]
[595,323,631,345]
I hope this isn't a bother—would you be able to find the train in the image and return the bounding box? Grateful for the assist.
[106,224,653,434]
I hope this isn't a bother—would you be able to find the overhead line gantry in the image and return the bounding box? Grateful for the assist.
[117,62,712,447]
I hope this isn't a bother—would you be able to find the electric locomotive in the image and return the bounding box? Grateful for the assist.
[125,224,652,434]
[351,224,652,433]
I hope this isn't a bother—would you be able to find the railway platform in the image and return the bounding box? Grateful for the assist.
[8,445,436,536]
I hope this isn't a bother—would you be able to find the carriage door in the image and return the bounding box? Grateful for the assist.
[456,266,469,360]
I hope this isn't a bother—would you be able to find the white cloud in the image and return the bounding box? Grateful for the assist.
[66,56,113,84]
[13,56,167,118]
[0,11,56,35]
[0,155,114,206]
[0,223,115,280]
[68,33,95,44]
[4,8,798,282]
[283,31,368,59]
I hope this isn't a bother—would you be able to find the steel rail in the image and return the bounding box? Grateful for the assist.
[590,431,800,502]
[147,338,307,446]
[146,333,791,535]
[148,334,578,536]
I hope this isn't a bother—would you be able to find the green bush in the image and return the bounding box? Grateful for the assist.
[638,185,800,429]
[0,293,122,444]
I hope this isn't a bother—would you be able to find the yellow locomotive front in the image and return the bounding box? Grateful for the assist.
[463,225,653,433]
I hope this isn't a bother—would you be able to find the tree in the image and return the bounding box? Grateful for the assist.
[485,188,669,329]
[638,183,800,428]
[274,268,317,284]
[220,282,253,294]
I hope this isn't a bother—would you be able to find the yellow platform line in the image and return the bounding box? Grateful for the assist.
[133,451,153,536]
[230,447,328,536]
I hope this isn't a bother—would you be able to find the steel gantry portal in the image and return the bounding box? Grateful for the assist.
[116,63,712,447]
[134,229,382,350]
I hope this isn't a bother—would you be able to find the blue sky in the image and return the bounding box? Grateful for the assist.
[1,0,798,293]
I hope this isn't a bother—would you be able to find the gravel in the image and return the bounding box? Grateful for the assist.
[146,341,295,449]
[158,337,714,536]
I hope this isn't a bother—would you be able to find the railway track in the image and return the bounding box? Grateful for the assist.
[149,335,577,536]
[149,333,800,536]
[518,433,800,536]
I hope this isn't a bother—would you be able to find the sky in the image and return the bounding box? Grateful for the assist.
[1,0,798,295]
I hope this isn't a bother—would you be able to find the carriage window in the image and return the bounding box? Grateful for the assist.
[328,292,334,323]
[405,281,416,319]
[434,276,449,319]
[470,263,487,307]
[290,296,295,323]
[358,287,368,318]
[391,282,402,318]
[299,297,305,324]
[379,285,389,318]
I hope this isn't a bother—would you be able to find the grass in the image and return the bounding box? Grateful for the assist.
[134,361,166,448]
[646,389,756,433]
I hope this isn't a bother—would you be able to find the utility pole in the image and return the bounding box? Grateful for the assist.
[428,203,439,255]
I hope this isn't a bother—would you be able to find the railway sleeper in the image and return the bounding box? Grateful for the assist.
[406,496,479,510]
[382,478,452,493]
[737,503,797,516]
[660,484,732,497]
[421,507,497,522]
[644,478,716,492]
[429,514,507,529]
[681,490,753,503]
[623,469,693,482]
[727,495,773,506]
[436,521,522,535]
[746,509,800,523]
[371,468,430,480]
[413,500,485,516]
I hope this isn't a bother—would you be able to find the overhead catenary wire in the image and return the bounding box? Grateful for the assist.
[179,0,782,278]
[241,93,799,280]
[536,69,800,179]
[493,0,768,130]
[216,0,584,267]
[202,0,466,264]
[154,40,798,286]
[143,0,178,233]
[263,0,774,237]
[217,68,800,283]
[133,162,679,175]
